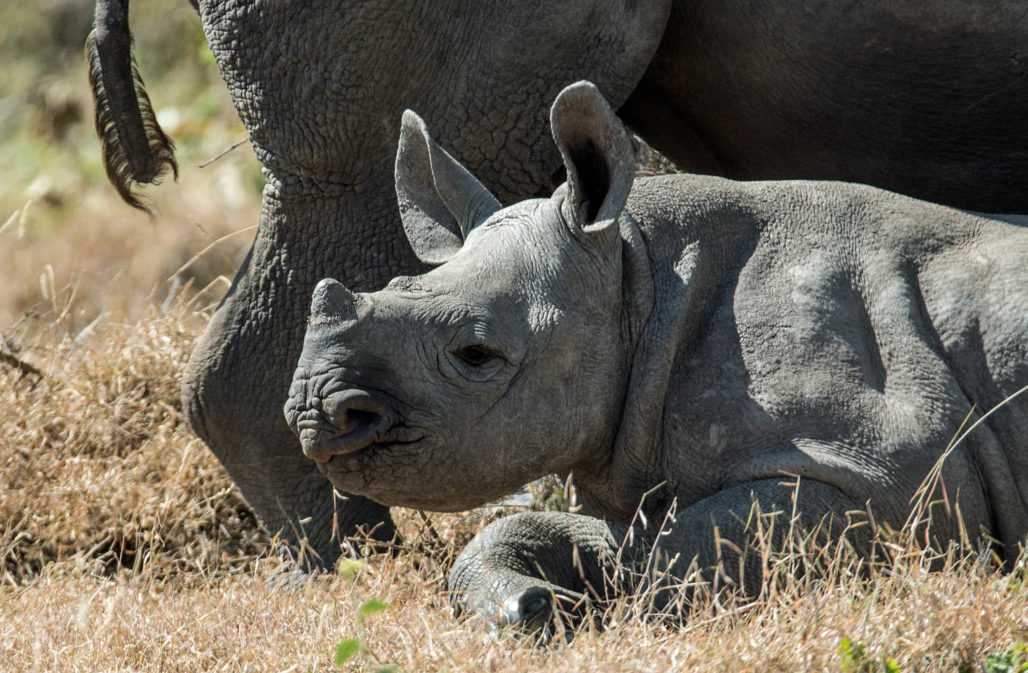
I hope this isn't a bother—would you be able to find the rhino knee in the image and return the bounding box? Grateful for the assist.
[180,350,214,448]
[179,318,242,456]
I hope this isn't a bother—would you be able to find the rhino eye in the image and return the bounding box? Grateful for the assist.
[453,344,502,368]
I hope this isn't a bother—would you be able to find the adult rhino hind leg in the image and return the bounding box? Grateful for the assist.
[184,315,396,574]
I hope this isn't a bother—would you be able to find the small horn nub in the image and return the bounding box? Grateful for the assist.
[309,278,359,325]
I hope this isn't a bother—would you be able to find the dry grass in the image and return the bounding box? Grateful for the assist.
[0,166,257,334]
[0,303,265,582]
[0,547,1022,673]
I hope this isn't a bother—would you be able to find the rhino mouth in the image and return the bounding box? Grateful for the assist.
[333,435,425,466]
[299,418,425,466]
[299,421,379,461]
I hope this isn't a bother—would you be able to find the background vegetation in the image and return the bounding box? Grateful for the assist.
[0,3,1024,671]
[0,0,259,333]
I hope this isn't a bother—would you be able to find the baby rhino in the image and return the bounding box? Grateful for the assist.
[286,82,1028,628]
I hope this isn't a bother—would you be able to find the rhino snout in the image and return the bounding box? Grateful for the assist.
[297,388,392,464]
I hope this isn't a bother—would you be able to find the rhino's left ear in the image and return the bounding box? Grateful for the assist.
[395,110,501,266]
[550,81,635,238]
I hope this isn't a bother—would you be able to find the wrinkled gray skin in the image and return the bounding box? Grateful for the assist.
[287,82,1028,628]
[94,0,1028,568]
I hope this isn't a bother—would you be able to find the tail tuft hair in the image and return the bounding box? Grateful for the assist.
[86,29,178,214]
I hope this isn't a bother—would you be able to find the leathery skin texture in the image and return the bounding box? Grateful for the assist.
[288,82,1028,627]
[92,0,1028,569]
[181,1,667,568]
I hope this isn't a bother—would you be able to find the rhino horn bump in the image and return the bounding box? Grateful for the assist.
[310,278,359,324]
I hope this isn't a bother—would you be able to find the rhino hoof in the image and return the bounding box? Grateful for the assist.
[501,586,555,631]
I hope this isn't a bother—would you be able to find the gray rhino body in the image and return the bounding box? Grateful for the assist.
[90,0,1028,569]
[288,82,1028,626]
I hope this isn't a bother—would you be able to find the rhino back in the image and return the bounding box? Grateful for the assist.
[620,175,1027,553]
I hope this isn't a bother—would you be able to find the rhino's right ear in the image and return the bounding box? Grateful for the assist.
[550,81,634,239]
[395,110,501,265]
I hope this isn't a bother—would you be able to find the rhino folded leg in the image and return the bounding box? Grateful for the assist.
[634,479,867,610]
[448,480,864,633]
[448,512,631,635]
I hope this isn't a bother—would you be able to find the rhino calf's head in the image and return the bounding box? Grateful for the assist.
[285,82,641,511]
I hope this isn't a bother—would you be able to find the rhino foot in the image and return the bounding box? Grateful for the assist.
[449,512,623,638]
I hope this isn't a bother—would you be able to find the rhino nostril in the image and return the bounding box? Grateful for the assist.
[340,408,380,433]
[292,386,397,460]
[294,388,394,463]
[323,388,387,434]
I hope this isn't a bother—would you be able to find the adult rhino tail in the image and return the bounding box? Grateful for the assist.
[86,0,178,214]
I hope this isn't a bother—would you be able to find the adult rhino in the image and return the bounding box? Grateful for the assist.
[287,82,1028,628]
[87,0,1028,568]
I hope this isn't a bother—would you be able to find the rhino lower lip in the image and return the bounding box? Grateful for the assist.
[318,435,425,469]
[301,421,424,465]
[313,426,380,461]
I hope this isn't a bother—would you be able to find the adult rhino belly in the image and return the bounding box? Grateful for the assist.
[636,0,1028,211]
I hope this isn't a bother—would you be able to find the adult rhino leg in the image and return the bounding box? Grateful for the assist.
[182,186,420,569]
[449,480,866,631]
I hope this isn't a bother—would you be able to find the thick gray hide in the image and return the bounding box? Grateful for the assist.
[288,82,1028,625]
[123,0,1028,571]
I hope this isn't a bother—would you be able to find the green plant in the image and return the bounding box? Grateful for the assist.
[838,637,903,673]
[332,598,399,672]
[983,643,1028,673]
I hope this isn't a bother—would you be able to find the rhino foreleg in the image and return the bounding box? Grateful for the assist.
[449,480,864,632]
[448,512,633,634]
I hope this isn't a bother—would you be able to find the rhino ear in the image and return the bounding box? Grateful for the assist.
[395,110,501,265]
[550,81,634,237]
